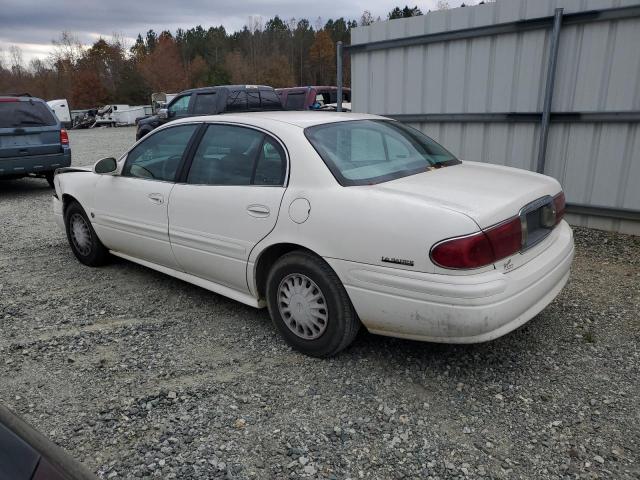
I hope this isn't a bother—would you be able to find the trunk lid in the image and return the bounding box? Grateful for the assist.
[373,161,561,229]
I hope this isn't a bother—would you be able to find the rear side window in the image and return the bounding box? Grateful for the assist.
[0,101,57,128]
[225,91,248,112]
[260,90,283,109]
[193,93,217,115]
[285,92,307,110]
[248,91,261,109]
[187,124,285,186]
[254,138,286,185]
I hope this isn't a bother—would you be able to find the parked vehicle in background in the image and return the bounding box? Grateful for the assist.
[319,102,352,112]
[46,99,72,127]
[276,86,351,110]
[135,85,283,140]
[0,405,96,480]
[151,92,178,114]
[0,94,71,187]
[53,111,573,357]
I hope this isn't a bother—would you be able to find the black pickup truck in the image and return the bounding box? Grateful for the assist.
[135,85,283,140]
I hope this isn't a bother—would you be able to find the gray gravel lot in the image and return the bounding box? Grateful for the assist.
[1,127,639,479]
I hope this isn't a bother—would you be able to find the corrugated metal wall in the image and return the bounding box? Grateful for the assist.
[350,0,640,234]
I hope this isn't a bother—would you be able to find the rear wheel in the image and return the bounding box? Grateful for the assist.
[266,251,360,357]
[64,201,110,266]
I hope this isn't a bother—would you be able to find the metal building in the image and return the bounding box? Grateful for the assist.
[348,0,640,234]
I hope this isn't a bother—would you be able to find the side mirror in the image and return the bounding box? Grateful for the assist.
[94,157,117,175]
[158,108,168,120]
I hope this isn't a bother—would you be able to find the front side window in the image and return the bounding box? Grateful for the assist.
[305,120,460,186]
[193,93,217,115]
[187,124,285,186]
[168,95,191,115]
[123,124,198,182]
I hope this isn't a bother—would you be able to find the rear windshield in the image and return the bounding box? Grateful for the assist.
[305,120,460,186]
[0,101,57,128]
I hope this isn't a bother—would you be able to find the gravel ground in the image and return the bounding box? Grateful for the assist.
[1,127,639,480]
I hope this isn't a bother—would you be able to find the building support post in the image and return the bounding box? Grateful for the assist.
[537,8,564,173]
[337,41,343,112]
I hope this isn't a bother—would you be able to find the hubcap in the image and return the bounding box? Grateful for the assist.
[278,274,328,340]
[70,213,92,256]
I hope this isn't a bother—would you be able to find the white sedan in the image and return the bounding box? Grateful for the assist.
[53,112,574,357]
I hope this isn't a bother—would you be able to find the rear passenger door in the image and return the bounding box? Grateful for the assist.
[168,123,288,293]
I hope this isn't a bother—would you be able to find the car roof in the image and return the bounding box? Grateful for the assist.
[181,85,276,94]
[173,111,386,129]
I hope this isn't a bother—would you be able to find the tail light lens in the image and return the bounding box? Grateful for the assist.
[431,217,522,269]
[553,191,565,224]
[60,129,69,145]
[430,232,495,269]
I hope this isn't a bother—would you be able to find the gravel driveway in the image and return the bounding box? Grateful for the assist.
[1,127,638,479]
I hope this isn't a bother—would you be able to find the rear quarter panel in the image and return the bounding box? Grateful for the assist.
[248,131,480,280]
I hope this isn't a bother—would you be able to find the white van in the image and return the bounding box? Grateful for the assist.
[46,99,72,127]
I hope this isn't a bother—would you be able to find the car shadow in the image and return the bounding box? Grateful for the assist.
[0,177,52,196]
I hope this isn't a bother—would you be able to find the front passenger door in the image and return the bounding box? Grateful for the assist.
[92,124,200,269]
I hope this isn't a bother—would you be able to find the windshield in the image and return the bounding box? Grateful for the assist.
[0,101,57,128]
[305,120,460,186]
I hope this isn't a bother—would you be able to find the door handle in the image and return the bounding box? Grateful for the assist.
[148,193,164,205]
[247,204,270,217]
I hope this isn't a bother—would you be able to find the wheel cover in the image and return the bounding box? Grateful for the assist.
[278,273,329,340]
[70,213,92,256]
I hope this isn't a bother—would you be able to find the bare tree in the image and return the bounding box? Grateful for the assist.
[9,45,24,77]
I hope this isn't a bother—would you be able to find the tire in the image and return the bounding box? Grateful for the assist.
[266,251,360,357]
[136,127,151,141]
[64,201,110,266]
[45,171,55,189]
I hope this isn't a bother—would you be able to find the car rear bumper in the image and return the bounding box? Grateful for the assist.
[0,149,71,176]
[326,221,574,343]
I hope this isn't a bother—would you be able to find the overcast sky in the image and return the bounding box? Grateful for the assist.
[0,0,474,64]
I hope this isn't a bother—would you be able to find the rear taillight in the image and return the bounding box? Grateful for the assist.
[0,98,19,102]
[431,217,522,269]
[553,191,565,224]
[484,217,522,260]
[60,129,69,145]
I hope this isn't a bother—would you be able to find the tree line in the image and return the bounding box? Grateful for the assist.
[0,3,488,109]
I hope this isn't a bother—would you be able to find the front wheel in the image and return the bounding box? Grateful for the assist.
[266,251,360,357]
[64,201,110,266]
